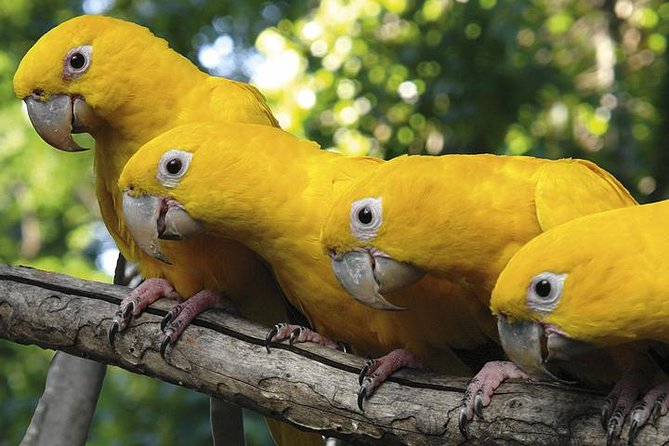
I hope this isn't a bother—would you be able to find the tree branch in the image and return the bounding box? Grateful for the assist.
[1,264,666,445]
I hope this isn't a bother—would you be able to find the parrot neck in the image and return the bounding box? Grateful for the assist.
[202,150,334,254]
[379,154,546,302]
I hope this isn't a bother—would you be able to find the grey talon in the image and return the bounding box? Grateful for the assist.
[160,312,173,332]
[474,393,484,419]
[651,400,663,426]
[359,359,373,385]
[265,325,280,353]
[108,322,119,346]
[628,420,640,446]
[458,408,470,439]
[601,403,611,429]
[160,333,173,359]
[357,383,368,412]
[122,302,134,319]
[288,327,302,345]
[606,418,620,446]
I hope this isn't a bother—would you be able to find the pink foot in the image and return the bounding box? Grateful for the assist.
[358,349,422,411]
[160,289,236,357]
[628,381,669,444]
[264,323,339,352]
[458,360,530,438]
[601,361,656,446]
[108,278,180,345]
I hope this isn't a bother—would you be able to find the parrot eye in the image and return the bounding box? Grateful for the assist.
[357,207,373,224]
[63,45,92,80]
[166,158,182,175]
[534,280,551,297]
[157,149,192,188]
[350,197,382,242]
[526,272,567,315]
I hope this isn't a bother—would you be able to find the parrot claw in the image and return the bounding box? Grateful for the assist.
[123,301,135,319]
[627,419,640,446]
[107,301,135,346]
[458,361,530,438]
[624,381,669,444]
[161,305,182,332]
[160,330,174,358]
[651,399,663,425]
[355,349,419,411]
[458,408,470,439]
[263,322,338,351]
[107,321,120,347]
[264,323,284,353]
[109,278,179,345]
[336,341,350,353]
[288,327,303,346]
[359,359,375,385]
[474,392,484,419]
[357,376,373,411]
[601,398,612,429]
[606,406,625,446]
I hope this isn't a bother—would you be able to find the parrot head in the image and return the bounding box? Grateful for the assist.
[321,163,428,311]
[119,121,308,264]
[118,124,220,264]
[13,15,177,151]
[490,216,637,381]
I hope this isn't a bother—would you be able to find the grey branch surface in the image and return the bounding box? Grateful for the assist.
[1,264,667,445]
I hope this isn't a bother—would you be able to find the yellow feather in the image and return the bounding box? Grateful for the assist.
[322,153,638,307]
[15,16,318,446]
[492,198,669,346]
[119,122,492,376]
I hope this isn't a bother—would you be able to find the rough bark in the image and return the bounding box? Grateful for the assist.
[1,264,667,445]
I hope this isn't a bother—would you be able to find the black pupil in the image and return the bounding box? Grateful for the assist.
[534,279,552,298]
[357,207,373,225]
[166,158,182,175]
[70,53,86,69]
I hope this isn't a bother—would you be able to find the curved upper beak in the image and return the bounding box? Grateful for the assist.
[497,316,576,383]
[23,93,100,152]
[122,191,204,264]
[328,249,425,311]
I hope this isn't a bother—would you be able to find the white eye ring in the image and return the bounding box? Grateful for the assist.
[63,45,92,80]
[350,197,383,242]
[526,272,567,315]
[156,149,192,188]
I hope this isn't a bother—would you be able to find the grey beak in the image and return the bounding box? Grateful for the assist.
[497,316,574,383]
[24,94,94,152]
[329,250,424,311]
[122,193,171,264]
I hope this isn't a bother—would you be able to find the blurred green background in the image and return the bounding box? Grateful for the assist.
[1,0,667,444]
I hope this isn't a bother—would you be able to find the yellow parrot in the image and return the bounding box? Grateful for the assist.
[14,15,321,446]
[319,153,638,435]
[118,121,505,413]
[491,199,669,444]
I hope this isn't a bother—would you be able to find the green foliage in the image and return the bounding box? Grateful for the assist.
[250,0,669,202]
[2,0,669,445]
